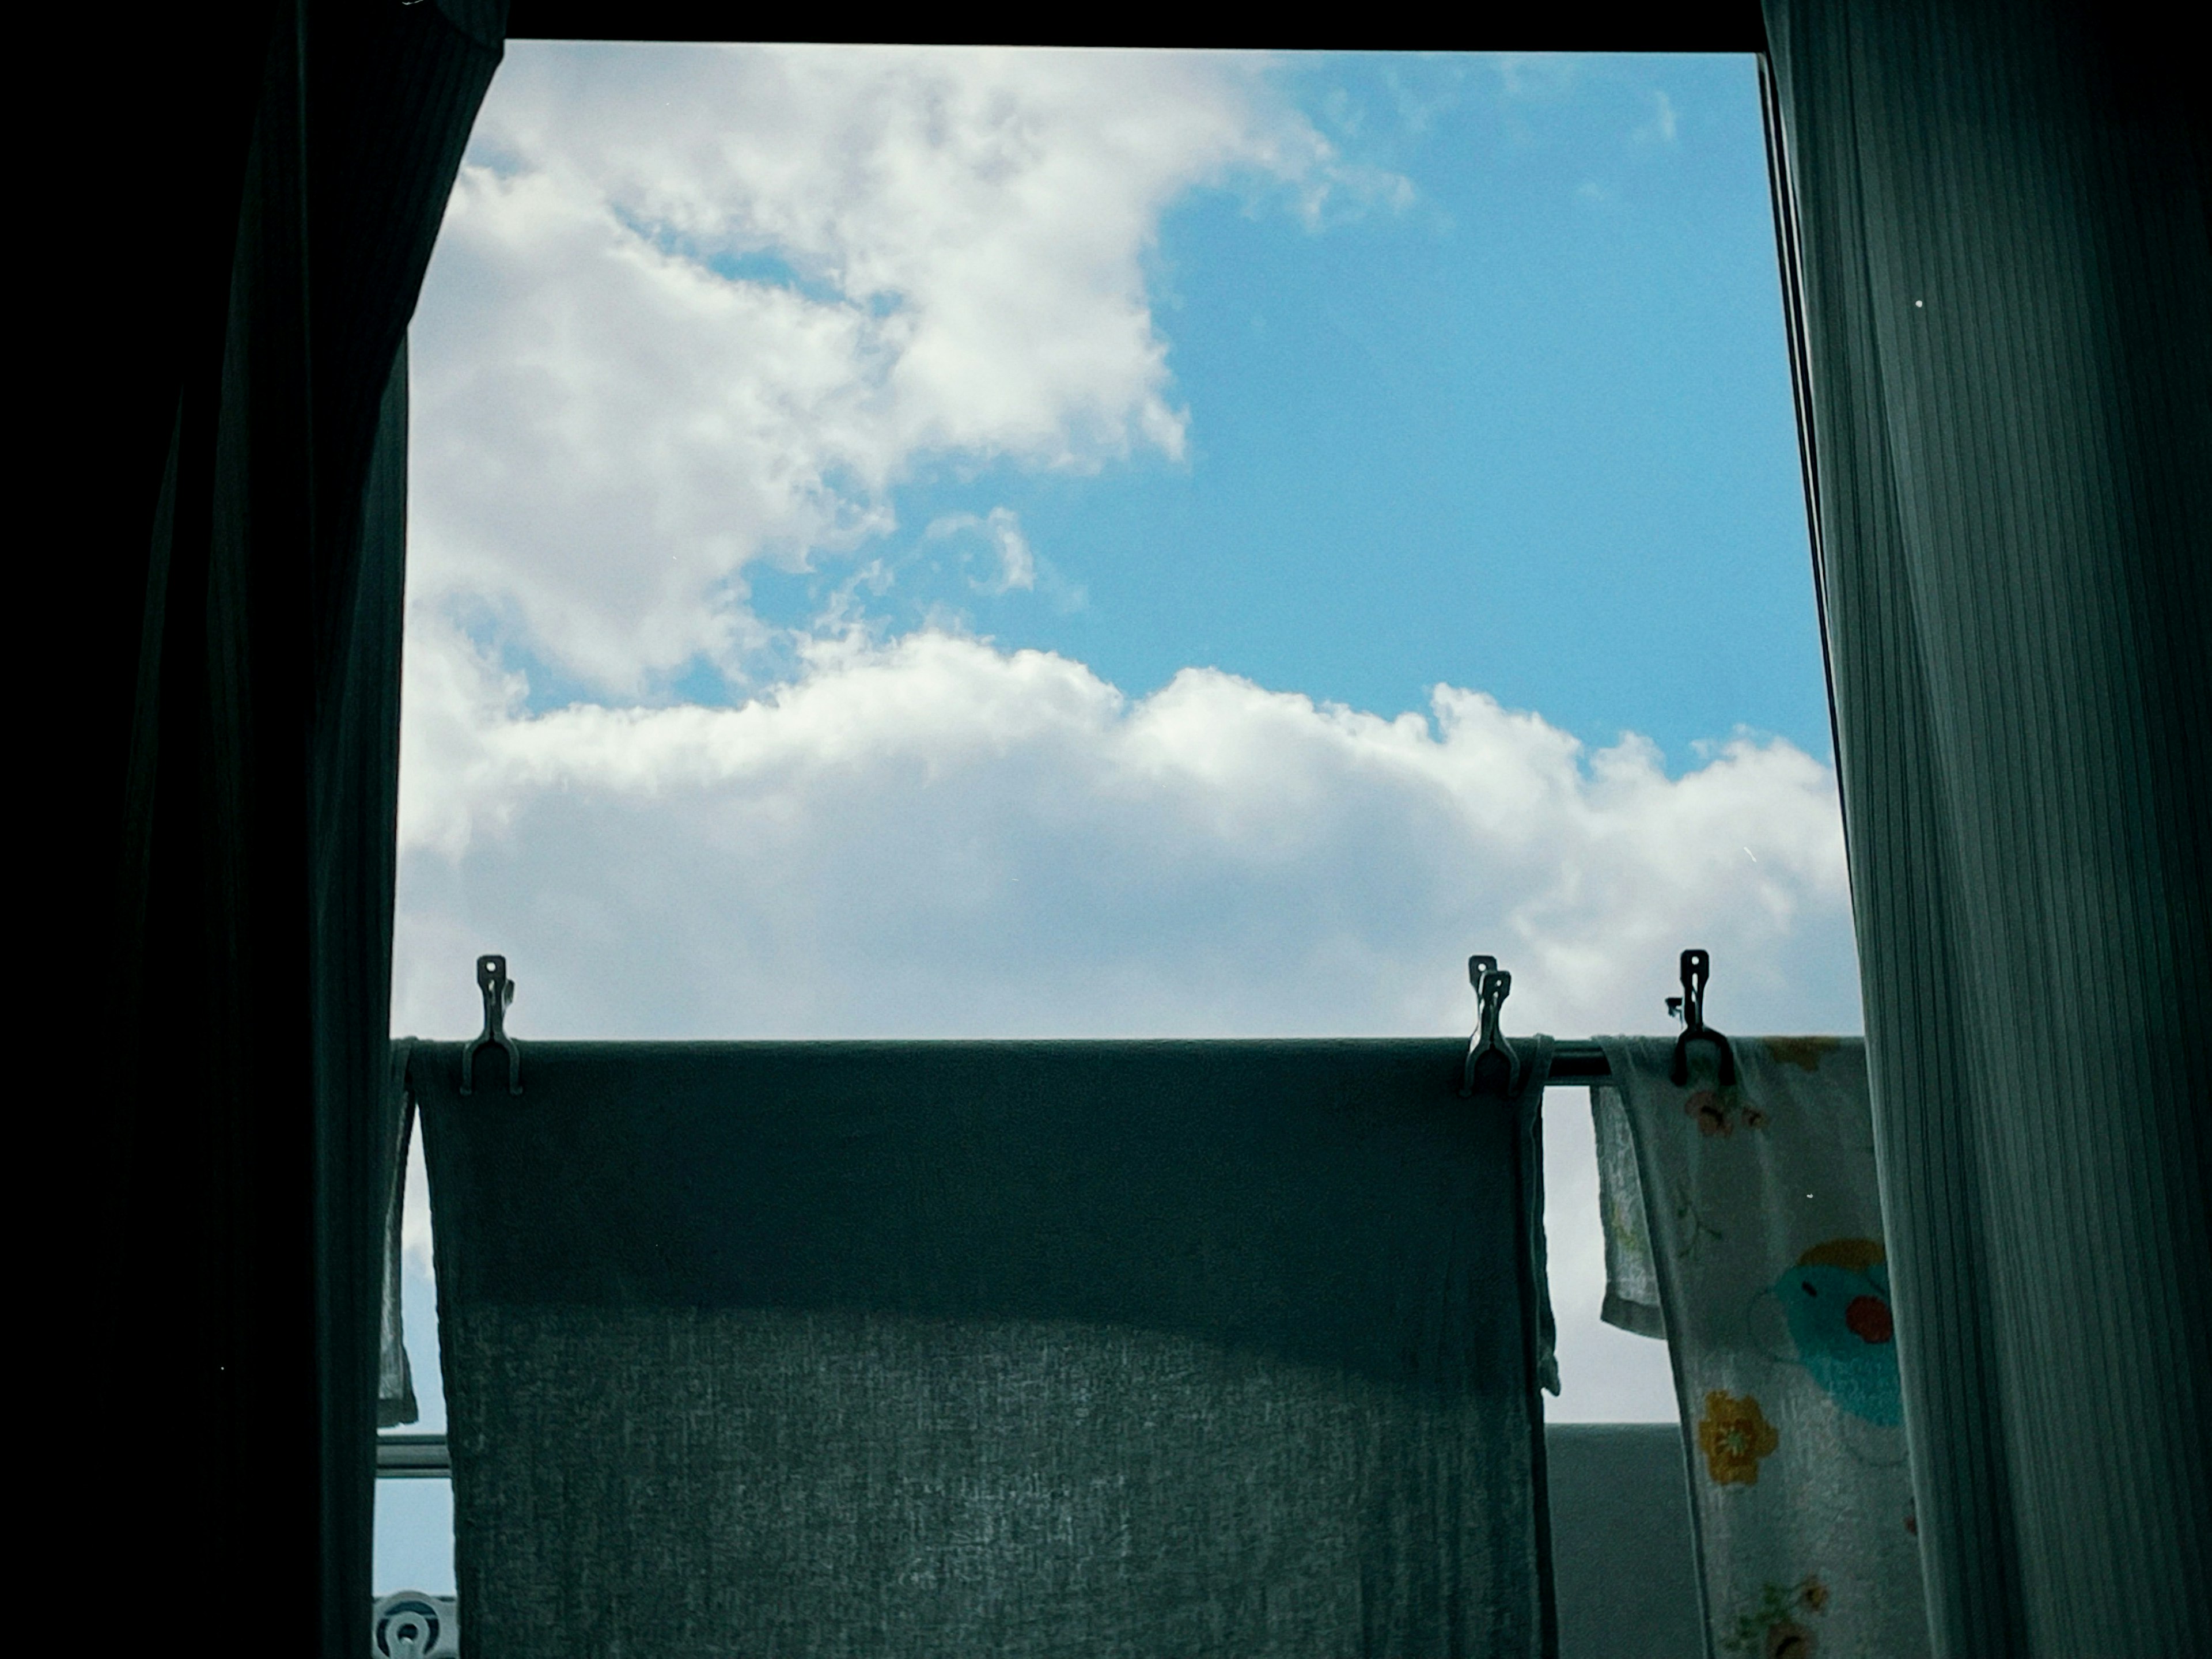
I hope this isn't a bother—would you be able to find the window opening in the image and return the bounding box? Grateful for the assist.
[380,46,1856,1630]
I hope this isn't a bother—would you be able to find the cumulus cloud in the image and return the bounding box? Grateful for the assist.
[408,44,1387,693]
[392,626,1854,1416]
[394,625,1854,1043]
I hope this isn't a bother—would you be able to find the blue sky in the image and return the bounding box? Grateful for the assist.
[736,52,1823,765]
[380,45,1858,1591]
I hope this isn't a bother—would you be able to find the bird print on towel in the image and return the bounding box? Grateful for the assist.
[1773,1237,1901,1426]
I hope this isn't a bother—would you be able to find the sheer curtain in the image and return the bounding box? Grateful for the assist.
[1761,2,2211,1650]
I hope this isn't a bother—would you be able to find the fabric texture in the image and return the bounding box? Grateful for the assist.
[380,1039,421,1428]
[74,2,505,1649]
[1590,1084,1664,1340]
[415,1037,1558,1659]
[1594,1036,1928,1659]
[1760,3,2211,1652]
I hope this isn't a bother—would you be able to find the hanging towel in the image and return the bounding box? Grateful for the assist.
[1592,1036,1929,1659]
[378,1038,419,1429]
[412,1037,1559,1659]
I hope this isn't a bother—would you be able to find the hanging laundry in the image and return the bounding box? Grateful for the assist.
[413,1037,1559,1659]
[1593,1035,1930,1659]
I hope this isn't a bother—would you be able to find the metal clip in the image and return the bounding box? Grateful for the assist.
[1462,954,1522,1097]
[1668,948,1736,1086]
[460,954,521,1096]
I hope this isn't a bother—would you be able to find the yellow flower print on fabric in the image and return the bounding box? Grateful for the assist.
[1719,1577,1832,1657]
[1698,1390,1781,1485]
[1683,1086,1770,1135]
[1764,1036,1842,1072]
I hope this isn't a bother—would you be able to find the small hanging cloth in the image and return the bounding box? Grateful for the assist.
[1592,1036,1930,1659]
[413,1036,1559,1659]
[377,1037,419,1428]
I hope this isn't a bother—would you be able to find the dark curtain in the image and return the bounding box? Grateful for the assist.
[60,1,503,1650]
[1760,2,2211,1652]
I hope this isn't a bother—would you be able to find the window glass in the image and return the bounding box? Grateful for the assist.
[375,1156,452,1595]
[380,41,1855,1589]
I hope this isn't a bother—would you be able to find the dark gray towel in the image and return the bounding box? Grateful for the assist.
[415,1037,1556,1658]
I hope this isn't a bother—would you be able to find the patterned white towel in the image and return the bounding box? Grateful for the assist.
[1594,1035,1930,1659]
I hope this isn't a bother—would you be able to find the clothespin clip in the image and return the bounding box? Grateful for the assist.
[1463,953,1523,1097]
[460,953,521,1096]
[1668,948,1736,1086]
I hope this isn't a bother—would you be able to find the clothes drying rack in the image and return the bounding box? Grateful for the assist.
[384,948,1744,1479]
[453,946,1737,1103]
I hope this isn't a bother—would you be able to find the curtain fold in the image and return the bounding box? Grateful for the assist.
[86,3,504,1650]
[1759,3,2211,1651]
[415,1037,1559,1658]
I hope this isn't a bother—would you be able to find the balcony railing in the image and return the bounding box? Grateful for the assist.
[377,1433,451,1478]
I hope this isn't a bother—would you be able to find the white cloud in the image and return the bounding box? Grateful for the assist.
[1490,53,1583,104]
[408,44,1386,694]
[395,624,1854,1044]
[1637,89,1680,145]
[393,626,1854,1417]
[929,506,1037,594]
